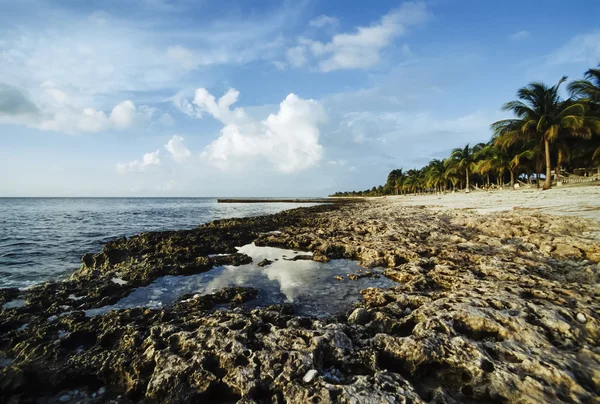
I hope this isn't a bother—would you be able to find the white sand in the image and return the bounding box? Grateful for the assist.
[381,185,600,222]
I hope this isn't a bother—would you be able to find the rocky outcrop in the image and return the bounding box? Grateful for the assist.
[0,200,599,403]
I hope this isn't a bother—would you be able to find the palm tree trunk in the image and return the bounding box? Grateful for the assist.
[536,157,541,189]
[510,169,515,188]
[543,139,552,190]
[556,150,563,182]
[465,168,470,192]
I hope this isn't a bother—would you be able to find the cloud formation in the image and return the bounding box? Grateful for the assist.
[309,15,339,28]
[0,3,302,134]
[0,81,142,134]
[287,46,308,67]
[290,2,430,72]
[165,135,192,162]
[548,30,600,66]
[177,88,326,173]
[0,84,40,119]
[116,150,161,173]
[509,30,530,41]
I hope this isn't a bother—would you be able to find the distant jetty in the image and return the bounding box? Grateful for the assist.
[217,198,334,203]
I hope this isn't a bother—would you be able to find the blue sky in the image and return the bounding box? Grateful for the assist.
[1,0,599,196]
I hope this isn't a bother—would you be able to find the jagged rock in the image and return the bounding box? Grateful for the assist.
[348,308,370,325]
[283,254,312,261]
[1,200,599,403]
[312,252,330,262]
[257,258,273,267]
[348,271,380,281]
[552,243,583,260]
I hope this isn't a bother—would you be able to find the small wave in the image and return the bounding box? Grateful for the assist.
[0,240,38,248]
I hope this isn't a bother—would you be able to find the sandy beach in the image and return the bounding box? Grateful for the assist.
[383,184,600,221]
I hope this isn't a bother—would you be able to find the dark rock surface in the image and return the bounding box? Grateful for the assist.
[256,259,273,267]
[1,200,599,403]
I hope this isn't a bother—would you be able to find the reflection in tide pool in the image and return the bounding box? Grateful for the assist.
[87,243,397,317]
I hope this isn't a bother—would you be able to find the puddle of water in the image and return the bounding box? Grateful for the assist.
[2,299,26,309]
[87,243,396,317]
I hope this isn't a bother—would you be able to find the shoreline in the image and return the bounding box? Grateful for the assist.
[217,198,336,203]
[1,198,599,402]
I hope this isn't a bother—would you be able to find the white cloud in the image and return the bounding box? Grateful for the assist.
[272,61,287,70]
[158,113,175,126]
[330,107,499,167]
[110,100,138,129]
[116,150,161,173]
[178,88,326,173]
[166,45,199,70]
[287,46,307,67]
[548,30,600,66]
[0,3,302,135]
[0,81,143,134]
[509,30,530,41]
[291,2,430,72]
[309,15,339,28]
[0,6,296,96]
[193,88,247,123]
[164,135,192,162]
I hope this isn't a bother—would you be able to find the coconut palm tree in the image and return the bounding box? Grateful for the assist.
[474,143,497,187]
[475,144,504,187]
[386,169,404,195]
[403,169,424,195]
[569,66,600,165]
[448,144,482,192]
[424,159,446,193]
[568,65,600,104]
[396,172,407,195]
[491,77,599,189]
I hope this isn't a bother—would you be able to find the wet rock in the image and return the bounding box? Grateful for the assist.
[257,258,273,267]
[283,254,312,261]
[576,313,587,324]
[347,271,380,281]
[312,252,330,262]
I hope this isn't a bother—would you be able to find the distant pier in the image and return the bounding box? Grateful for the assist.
[217,198,334,204]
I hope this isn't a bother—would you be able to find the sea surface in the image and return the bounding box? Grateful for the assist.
[0,198,318,289]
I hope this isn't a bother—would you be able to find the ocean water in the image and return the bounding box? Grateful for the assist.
[0,198,318,289]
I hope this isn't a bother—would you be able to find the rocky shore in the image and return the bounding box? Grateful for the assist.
[1,199,599,403]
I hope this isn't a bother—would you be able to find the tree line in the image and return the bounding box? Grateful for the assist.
[331,65,600,197]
